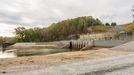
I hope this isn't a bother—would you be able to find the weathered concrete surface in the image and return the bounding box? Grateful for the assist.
[1,54,134,75]
[71,40,128,49]
[80,45,93,51]
[93,40,128,48]
[112,41,134,51]
[9,41,70,48]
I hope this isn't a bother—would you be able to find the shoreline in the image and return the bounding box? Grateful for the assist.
[0,48,132,70]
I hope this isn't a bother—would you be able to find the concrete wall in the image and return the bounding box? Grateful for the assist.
[71,40,129,49]
[10,40,129,49]
[11,41,70,48]
[80,32,115,40]
[93,40,128,48]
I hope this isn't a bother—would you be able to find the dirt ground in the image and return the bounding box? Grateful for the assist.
[0,48,132,70]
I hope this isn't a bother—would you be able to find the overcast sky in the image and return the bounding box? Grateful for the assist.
[0,0,133,36]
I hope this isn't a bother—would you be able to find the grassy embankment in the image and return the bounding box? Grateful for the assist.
[122,23,134,33]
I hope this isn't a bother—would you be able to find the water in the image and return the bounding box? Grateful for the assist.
[0,48,71,58]
[0,50,16,58]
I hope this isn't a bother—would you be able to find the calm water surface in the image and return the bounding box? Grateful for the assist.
[0,48,71,58]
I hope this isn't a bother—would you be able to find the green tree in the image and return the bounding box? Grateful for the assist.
[14,16,105,42]
[105,23,110,26]
[15,27,26,42]
[111,22,117,26]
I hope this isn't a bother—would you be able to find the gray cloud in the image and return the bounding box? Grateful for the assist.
[0,0,132,24]
[0,0,133,36]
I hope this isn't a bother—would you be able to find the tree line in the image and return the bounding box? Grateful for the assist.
[0,16,117,43]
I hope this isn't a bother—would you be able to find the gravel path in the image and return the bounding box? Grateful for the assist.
[1,54,134,75]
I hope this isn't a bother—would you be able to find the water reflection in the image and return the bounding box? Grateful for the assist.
[0,50,16,58]
[0,48,71,58]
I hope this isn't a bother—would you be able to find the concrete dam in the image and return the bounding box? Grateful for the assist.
[70,40,129,50]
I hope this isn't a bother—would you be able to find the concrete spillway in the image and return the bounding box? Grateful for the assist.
[71,40,128,49]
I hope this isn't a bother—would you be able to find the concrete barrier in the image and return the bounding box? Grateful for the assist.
[9,40,130,50]
[71,40,129,49]
[10,41,70,49]
[93,40,128,48]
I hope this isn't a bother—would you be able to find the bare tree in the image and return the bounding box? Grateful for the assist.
[132,6,134,22]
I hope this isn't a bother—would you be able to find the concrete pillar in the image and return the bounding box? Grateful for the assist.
[81,41,83,48]
[73,41,76,48]
[72,41,74,49]
[82,41,84,48]
[84,41,86,47]
[80,41,82,49]
[77,41,79,48]
[78,41,80,49]
[75,41,77,49]
[75,41,76,49]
